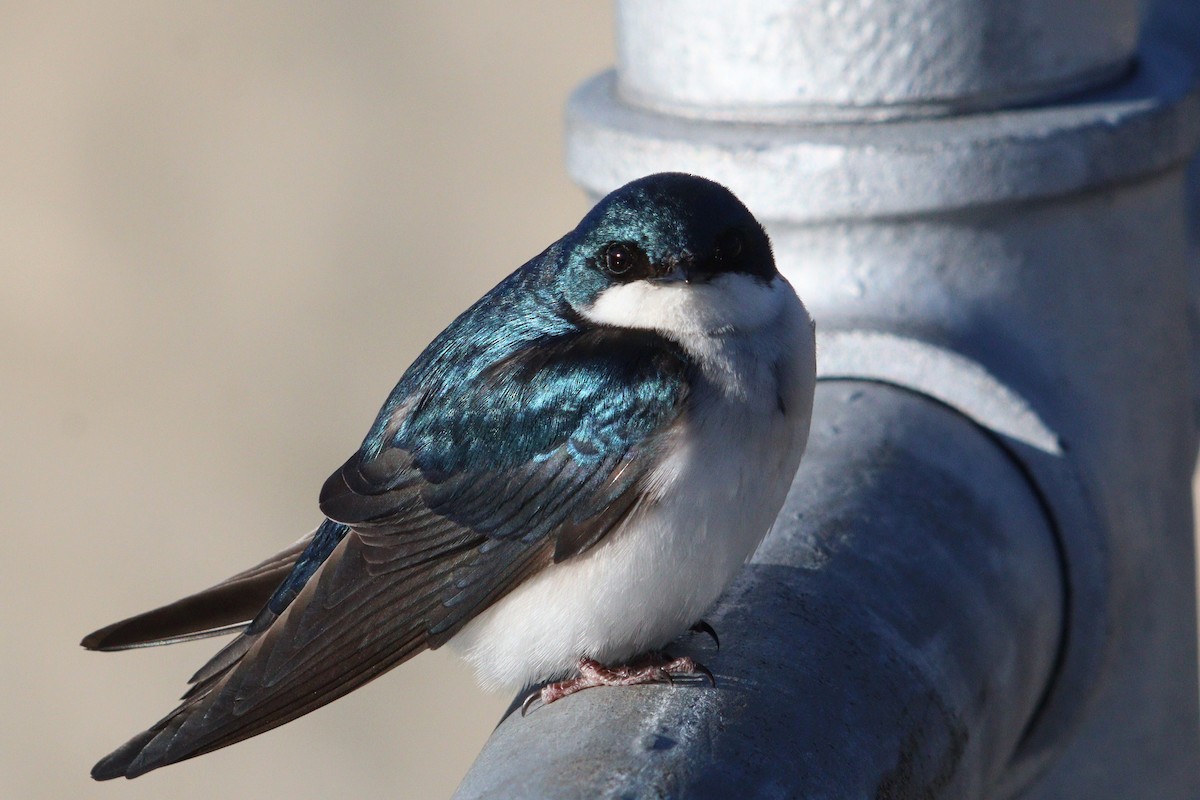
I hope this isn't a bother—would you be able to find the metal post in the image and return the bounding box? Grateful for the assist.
[457,1,1200,796]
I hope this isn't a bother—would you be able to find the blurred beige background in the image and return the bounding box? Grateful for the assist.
[2,3,611,798]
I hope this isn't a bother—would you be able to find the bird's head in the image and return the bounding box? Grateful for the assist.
[558,173,783,339]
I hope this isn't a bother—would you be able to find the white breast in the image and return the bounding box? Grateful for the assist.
[449,274,816,690]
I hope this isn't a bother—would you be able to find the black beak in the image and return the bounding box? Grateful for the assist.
[653,251,714,284]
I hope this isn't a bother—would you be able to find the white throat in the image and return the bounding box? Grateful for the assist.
[579,273,787,341]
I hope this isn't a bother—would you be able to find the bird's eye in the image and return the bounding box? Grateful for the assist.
[603,243,637,276]
[715,229,745,261]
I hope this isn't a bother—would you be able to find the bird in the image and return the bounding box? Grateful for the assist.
[82,171,817,780]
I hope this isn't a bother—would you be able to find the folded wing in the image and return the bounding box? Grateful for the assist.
[92,324,690,779]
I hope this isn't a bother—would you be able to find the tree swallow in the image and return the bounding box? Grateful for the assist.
[83,172,817,780]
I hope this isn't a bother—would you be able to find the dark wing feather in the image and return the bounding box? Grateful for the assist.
[92,322,690,780]
[93,528,555,779]
[80,533,314,651]
[181,519,351,688]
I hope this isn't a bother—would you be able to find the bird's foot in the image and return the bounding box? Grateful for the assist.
[521,652,715,715]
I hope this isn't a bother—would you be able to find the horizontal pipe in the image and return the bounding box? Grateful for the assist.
[455,381,1063,799]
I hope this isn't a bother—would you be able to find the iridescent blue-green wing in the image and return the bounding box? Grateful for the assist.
[323,326,689,558]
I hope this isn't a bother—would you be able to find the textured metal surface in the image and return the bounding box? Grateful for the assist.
[775,141,1200,800]
[456,382,1062,799]
[568,44,1200,221]
[616,0,1137,121]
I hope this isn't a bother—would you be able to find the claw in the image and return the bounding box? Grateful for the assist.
[689,620,720,650]
[519,690,541,717]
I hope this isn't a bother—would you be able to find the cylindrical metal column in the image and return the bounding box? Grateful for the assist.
[615,0,1136,121]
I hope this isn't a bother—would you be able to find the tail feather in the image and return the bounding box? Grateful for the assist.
[81,535,311,652]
